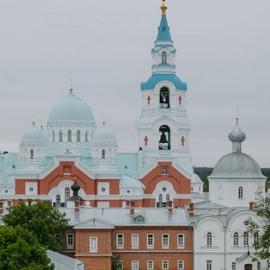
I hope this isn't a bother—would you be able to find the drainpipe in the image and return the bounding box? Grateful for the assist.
[224,225,227,270]
[189,221,195,270]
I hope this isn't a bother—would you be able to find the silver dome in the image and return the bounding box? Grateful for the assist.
[210,152,264,179]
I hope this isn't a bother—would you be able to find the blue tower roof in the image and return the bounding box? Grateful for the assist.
[155,15,173,43]
[141,74,187,91]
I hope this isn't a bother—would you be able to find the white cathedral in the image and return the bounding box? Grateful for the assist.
[0,1,269,270]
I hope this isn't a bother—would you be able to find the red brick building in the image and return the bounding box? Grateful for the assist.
[62,207,193,270]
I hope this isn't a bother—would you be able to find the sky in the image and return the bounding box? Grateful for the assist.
[0,0,269,167]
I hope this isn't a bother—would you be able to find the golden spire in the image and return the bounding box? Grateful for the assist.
[161,0,167,16]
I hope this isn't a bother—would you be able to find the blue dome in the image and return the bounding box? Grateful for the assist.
[93,123,117,146]
[21,123,48,144]
[48,90,96,126]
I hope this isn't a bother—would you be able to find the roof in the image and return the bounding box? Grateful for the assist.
[48,91,96,127]
[117,153,139,176]
[93,124,117,147]
[62,207,190,227]
[210,152,265,179]
[120,175,144,189]
[155,15,172,43]
[47,250,84,270]
[21,123,48,145]
[141,73,187,91]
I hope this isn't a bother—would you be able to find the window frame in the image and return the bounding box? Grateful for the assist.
[162,260,169,270]
[206,260,212,270]
[177,260,184,270]
[131,260,139,270]
[76,130,81,142]
[238,186,243,199]
[116,233,124,249]
[89,237,98,253]
[66,233,74,249]
[147,260,154,270]
[243,232,249,247]
[162,234,170,249]
[131,233,139,249]
[206,232,213,247]
[147,234,154,249]
[177,234,185,249]
[233,232,239,247]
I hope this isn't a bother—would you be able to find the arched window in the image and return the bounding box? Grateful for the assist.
[160,87,170,108]
[254,232,259,244]
[159,125,171,150]
[238,186,243,199]
[65,187,70,201]
[233,232,239,246]
[158,194,163,207]
[162,51,167,64]
[67,130,72,142]
[59,130,63,142]
[243,232,249,247]
[85,131,89,142]
[207,232,212,247]
[76,130,81,142]
[166,194,170,202]
[56,194,61,206]
[52,130,55,142]
[102,149,106,159]
[30,149,34,159]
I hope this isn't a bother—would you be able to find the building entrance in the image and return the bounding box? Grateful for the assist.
[244,264,252,270]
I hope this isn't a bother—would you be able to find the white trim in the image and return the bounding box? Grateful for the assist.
[177,234,185,249]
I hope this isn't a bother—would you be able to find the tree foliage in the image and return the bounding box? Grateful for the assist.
[248,195,270,260]
[3,201,69,251]
[0,226,54,270]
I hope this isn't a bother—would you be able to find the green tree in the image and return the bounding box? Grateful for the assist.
[248,195,270,260]
[112,255,122,270]
[3,201,69,251]
[0,226,54,270]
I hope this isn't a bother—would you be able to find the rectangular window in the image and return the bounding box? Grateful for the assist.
[89,237,97,253]
[177,234,185,248]
[178,260,184,270]
[206,260,212,270]
[257,262,261,270]
[66,234,74,249]
[147,234,154,249]
[116,234,124,249]
[118,261,123,270]
[232,262,236,270]
[162,260,169,270]
[162,234,169,249]
[131,260,139,270]
[131,234,139,249]
[147,260,154,270]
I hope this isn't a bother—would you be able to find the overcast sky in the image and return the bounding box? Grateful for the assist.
[0,0,269,167]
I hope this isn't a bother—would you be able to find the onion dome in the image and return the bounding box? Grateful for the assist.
[20,122,48,145]
[228,118,246,143]
[48,89,96,127]
[210,119,264,179]
[93,122,118,147]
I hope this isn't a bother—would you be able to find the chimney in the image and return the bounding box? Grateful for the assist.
[189,203,194,217]
[249,201,254,210]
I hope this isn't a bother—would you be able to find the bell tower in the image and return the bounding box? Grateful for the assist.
[137,0,193,175]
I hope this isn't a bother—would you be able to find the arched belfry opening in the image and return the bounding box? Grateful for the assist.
[159,125,171,150]
[162,51,167,64]
[160,87,170,109]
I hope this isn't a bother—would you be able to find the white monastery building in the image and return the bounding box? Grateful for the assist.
[0,1,268,270]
